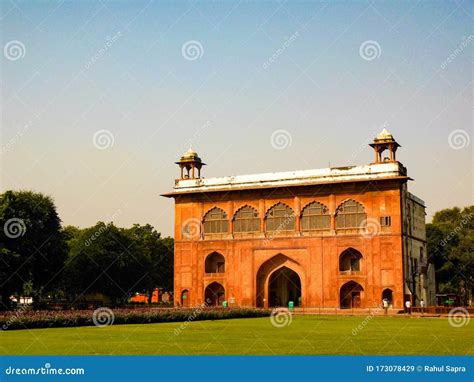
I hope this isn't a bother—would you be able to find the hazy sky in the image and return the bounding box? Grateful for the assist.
[1,1,472,236]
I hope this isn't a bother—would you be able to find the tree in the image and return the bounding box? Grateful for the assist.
[64,222,153,305]
[426,206,474,305]
[126,224,173,302]
[0,191,67,309]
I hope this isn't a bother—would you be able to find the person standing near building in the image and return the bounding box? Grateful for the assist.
[382,298,389,315]
[420,299,425,314]
[405,300,411,315]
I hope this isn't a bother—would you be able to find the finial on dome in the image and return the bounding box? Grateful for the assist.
[377,127,393,140]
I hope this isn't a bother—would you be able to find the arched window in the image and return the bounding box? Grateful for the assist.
[335,200,367,234]
[233,205,259,235]
[301,201,330,234]
[205,252,225,273]
[265,203,295,235]
[203,207,228,238]
[339,248,362,273]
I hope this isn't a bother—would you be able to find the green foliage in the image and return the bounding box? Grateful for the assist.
[0,307,270,330]
[0,191,67,308]
[62,222,174,305]
[427,206,474,304]
[64,222,153,304]
[127,224,174,292]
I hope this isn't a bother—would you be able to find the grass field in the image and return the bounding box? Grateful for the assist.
[0,315,472,355]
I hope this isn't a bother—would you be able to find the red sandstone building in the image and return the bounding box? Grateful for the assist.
[162,129,436,310]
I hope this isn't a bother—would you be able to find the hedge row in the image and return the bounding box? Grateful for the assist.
[0,307,271,330]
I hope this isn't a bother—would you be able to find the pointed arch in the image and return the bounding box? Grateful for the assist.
[233,205,259,234]
[202,207,228,238]
[339,247,363,273]
[335,199,367,234]
[382,288,393,304]
[265,202,295,235]
[340,281,364,309]
[255,253,305,308]
[181,289,190,307]
[300,201,331,233]
[205,252,225,273]
[204,282,225,306]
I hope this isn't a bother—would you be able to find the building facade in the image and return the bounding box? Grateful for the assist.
[162,129,436,309]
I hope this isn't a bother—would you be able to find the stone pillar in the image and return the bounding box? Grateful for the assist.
[294,196,301,235]
[329,194,336,234]
[228,201,234,238]
[259,199,265,235]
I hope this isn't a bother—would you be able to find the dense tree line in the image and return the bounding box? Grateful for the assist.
[426,206,473,305]
[0,191,173,310]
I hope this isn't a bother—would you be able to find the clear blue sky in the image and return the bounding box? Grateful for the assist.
[1,0,472,236]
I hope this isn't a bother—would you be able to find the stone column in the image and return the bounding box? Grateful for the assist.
[294,196,301,235]
[329,194,336,235]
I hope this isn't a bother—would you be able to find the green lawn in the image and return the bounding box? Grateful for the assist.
[0,315,472,355]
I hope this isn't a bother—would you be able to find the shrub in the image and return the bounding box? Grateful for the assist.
[0,307,271,330]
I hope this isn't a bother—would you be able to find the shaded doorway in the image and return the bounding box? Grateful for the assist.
[204,282,225,306]
[268,267,301,307]
[181,289,190,307]
[340,281,364,309]
[382,288,393,304]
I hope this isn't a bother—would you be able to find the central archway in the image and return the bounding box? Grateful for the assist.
[268,267,301,307]
[256,254,305,308]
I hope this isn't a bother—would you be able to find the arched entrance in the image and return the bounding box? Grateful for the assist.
[382,288,393,304]
[204,282,225,306]
[268,267,301,307]
[340,281,364,309]
[181,289,190,307]
[256,254,305,308]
